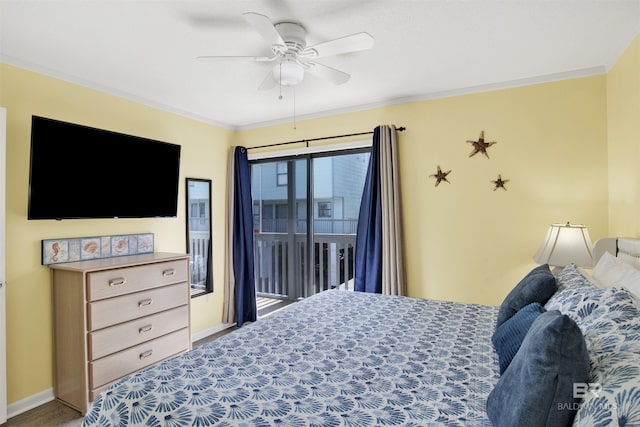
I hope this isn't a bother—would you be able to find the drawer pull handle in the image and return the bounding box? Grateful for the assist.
[109,278,126,287]
[139,324,153,334]
[139,350,153,359]
[138,298,153,308]
[162,269,176,277]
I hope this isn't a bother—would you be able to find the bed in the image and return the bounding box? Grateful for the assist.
[81,238,640,427]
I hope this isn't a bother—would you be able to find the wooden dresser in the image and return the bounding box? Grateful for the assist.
[49,252,191,414]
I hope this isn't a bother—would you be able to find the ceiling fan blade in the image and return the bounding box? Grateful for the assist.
[197,55,274,62]
[306,62,350,85]
[304,32,374,58]
[242,12,286,52]
[258,70,277,90]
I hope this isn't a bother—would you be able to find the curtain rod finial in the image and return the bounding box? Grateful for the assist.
[397,126,406,132]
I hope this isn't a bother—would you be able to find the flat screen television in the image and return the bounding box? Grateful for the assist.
[28,116,181,220]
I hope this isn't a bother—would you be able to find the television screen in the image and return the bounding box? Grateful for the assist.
[28,116,181,220]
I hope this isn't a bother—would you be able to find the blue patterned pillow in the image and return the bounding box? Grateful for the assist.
[573,289,640,426]
[496,264,557,329]
[573,354,640,426]
[487,311,589,427]
[545,286,617,326]
[492,302,546,374]
[555,263,598,293]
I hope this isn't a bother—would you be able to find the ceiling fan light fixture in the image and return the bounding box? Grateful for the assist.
[274,60,304,86]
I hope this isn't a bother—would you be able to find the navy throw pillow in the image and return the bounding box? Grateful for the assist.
[487,310,589,427]
[495,264,557,329]
[492,302,546,374]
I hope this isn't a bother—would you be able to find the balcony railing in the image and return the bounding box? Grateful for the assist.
[256,218,359,234]
[254,232,356,299]
[188,237,209,290]
[188,217,210,232]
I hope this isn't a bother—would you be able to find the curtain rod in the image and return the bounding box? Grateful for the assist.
[246,126,406,151]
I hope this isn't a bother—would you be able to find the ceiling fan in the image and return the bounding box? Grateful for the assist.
[197,12,375,90]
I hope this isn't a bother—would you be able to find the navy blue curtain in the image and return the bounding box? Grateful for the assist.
[233,147,257,326]
[354,127,382,293]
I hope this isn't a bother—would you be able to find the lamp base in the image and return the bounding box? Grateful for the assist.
[550,265,564,276]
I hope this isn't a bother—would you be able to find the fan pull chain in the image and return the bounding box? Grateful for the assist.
[293,86,297,130]
[278,62,283,100]
[275,61,296,129]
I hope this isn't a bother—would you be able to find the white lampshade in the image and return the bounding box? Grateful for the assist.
[273,60,304,86]
[533,222,593,268]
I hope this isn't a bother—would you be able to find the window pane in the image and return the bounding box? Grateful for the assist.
[318,202,332,218]
[312,151,369,293]
[313,152,369,235]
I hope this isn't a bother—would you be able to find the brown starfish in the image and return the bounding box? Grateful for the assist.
[467,131,497,158]
[492,174,509,191]
[430,165,451,187]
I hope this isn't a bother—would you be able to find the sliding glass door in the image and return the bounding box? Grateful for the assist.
[251,158,307,300]
[251,149,369,301]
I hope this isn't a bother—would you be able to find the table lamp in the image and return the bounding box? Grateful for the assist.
[533,222,593,271]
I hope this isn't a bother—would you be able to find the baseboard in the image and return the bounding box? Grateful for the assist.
[7,388,54,419]
[191,322,234,343]
[6,326,232,420]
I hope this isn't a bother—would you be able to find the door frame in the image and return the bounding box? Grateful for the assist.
[249,142,370,301]
[1,107,7,423]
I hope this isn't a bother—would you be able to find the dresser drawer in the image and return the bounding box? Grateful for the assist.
[86,259,188,301]
[89,328,190,390]
[88,305,189,360]
[88,282,188,331]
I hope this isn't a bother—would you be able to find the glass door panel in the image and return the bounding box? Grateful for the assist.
[252,159,307,299]
[311,152,369,294]
[251,149,369,301]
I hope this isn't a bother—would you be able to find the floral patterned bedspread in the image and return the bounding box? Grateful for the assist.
[82,289,500,426]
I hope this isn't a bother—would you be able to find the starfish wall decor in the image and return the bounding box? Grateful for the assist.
[430,165,451,187]
[467,131,497,158]
[491,174,509,191]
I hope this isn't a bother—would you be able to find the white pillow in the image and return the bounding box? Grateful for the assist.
[616,238,640,268]
[592,251,640,301]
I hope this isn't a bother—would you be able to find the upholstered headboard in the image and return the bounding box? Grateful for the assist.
[593,237,640,268]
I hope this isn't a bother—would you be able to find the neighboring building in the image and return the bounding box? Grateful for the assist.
[251,153,370,235]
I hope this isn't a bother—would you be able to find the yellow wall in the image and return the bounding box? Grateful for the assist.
[0,63,231,403]
[607,35,640,236]
[237,76,609,305]
[0,60,614,406]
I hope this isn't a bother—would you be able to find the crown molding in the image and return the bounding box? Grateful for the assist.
[3,56,605,132]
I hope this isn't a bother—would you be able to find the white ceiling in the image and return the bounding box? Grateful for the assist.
[1,1,640,129]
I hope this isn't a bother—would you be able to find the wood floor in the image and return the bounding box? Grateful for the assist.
[1,296,292,426]
[1,400,82,427]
